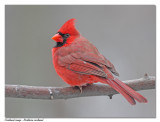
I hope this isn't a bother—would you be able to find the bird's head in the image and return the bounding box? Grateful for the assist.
[52,18,80,47]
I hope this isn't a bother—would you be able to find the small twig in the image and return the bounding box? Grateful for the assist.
[5,75,155,100]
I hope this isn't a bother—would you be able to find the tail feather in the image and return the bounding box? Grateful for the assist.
[114,78,148,103]
[106,78,148,105]
[107,79,136,105]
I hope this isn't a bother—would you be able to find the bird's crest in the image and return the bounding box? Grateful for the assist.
[58,18,80,36]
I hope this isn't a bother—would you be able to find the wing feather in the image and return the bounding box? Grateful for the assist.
[57,39,119,77]
[68,59,107,78]
[78,53,119,76]
[58,54,107,78]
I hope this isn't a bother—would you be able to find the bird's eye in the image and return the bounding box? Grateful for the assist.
[64,34,70,38]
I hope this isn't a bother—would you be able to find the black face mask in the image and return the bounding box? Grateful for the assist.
[54,32,70,47]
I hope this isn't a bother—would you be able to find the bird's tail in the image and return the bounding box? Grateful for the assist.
[106,78,148,105]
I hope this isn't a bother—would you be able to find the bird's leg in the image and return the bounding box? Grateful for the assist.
[74,83,92,93]
[74,86,83,93]
[78,86,83,93]
[77,83,93,93]
[85,83,93,86]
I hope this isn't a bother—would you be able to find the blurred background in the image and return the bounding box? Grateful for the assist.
[5,5,156,118]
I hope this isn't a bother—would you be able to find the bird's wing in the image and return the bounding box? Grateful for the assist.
[58,53,107,78]
[73,52,119,76]
[58,50,119,78]
[57,37,119,77]
[101,55,120,76]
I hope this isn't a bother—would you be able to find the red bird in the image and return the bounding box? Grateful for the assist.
[51,18,147,105]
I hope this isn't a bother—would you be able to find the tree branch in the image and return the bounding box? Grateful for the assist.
[5,74,155,100]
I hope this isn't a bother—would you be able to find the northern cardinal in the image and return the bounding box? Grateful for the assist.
[51,18,147,105]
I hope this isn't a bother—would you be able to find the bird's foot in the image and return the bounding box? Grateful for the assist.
[74,86,83,93]
[75,83,92,93]
[78,86,83,93]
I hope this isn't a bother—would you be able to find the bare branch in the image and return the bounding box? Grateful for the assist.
[5,75,155,100]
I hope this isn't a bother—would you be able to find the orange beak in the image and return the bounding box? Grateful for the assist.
[51,33,63,43]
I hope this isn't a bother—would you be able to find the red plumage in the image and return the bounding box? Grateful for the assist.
[51,18,147,105]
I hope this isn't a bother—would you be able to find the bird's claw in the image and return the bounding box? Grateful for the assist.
[78,86,83,93]
[74,86,83,93]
